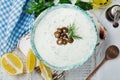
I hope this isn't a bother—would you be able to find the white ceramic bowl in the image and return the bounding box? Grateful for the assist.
[30,4,106,70]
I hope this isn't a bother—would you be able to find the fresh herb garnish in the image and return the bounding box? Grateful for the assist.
[59,0,71,4]
[25,0,93,17]
[24,0,54,17]
[75,0,93,10]
[68,23,82,39]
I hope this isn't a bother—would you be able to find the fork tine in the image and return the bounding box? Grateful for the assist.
[53,71,65,80]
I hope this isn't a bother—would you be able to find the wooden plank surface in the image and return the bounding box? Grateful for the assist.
[1,0,119,79]
[0,48,97,80]
[0,6,102,80]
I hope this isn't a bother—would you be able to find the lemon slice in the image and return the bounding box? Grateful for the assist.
[39,61,53,80]
[26,49,36,73]
[1,53,23,75]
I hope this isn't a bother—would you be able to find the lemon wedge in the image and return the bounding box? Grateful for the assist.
[1,53,23,75]
[26,49,36,73]
[39,61,53,80]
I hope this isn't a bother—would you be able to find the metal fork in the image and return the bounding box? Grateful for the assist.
[34,66,65,80]
[52,70,65,80]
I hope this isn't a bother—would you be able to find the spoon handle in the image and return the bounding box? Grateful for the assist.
[86,58,106,80]
[113,10,120,22]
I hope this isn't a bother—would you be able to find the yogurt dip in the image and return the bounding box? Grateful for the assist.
[31,4,98,70]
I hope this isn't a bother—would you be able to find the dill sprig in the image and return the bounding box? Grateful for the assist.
[68,23,82,39]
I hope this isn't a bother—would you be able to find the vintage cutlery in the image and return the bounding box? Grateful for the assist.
[86,45,119,80]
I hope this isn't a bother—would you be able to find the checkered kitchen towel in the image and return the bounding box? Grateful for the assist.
[0,0,34,55]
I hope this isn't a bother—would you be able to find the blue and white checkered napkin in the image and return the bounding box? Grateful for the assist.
[0,0,34,55]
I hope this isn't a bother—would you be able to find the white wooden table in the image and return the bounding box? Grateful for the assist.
[0,0,120,80]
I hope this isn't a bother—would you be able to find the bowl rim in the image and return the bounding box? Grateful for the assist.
[30,4,98,70]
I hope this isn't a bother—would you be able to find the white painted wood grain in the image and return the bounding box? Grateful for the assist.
[1,0,119,80]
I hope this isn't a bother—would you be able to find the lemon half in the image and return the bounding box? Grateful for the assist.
[39,61,53,80]
[1,53,23,75]
[26,49,36,73]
